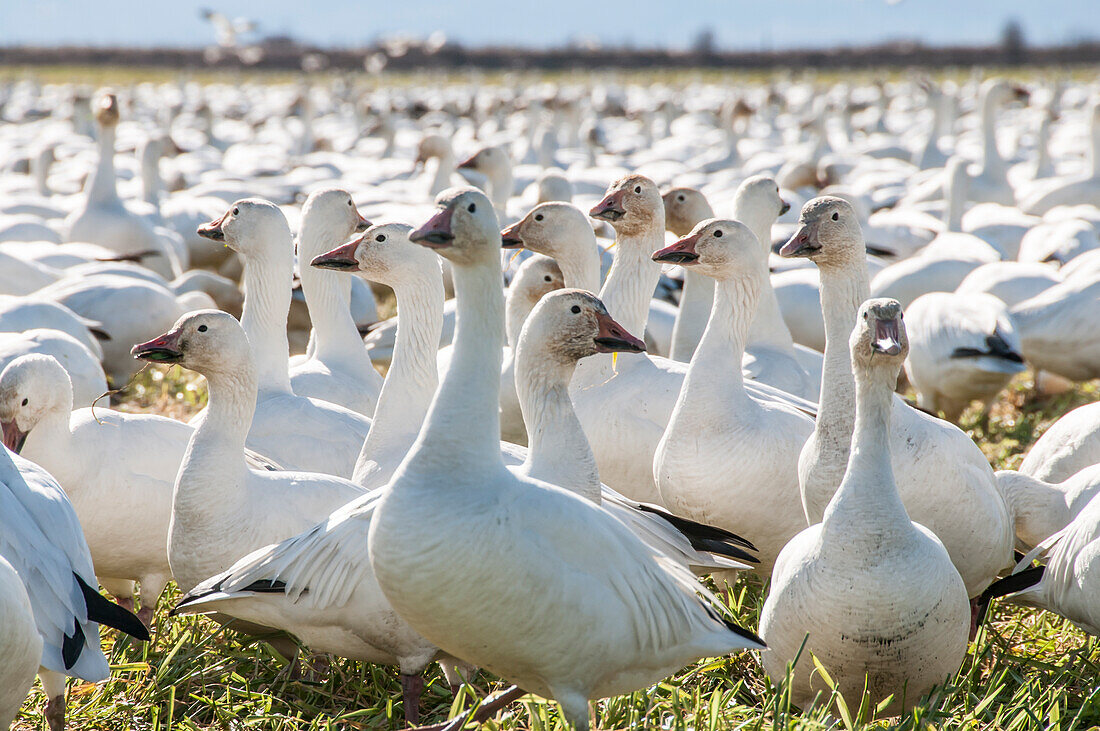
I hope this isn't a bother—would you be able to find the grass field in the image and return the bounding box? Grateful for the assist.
[10,365,1100,731]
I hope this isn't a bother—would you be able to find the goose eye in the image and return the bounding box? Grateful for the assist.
[376,234,386,242]
[832,211,839,221]
[571,305,581,314]
[467,203,476,213]
[232,207,239,215]
[714,230,723,238]
[634,186,641,194]
[862,312,868,320]
[677,195,684,202]
[544,275,553,282]
[198,324,208,332]
[534,214,543,222]
[347,200,353,206]
[21,398,28,406]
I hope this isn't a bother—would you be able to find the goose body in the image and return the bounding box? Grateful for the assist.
[760,299,969,712]
[1010,277,1100,383]
[0,554,41,730]
[995,465,1100,550]
[0,329,107,408]
[1020,401,1100,484]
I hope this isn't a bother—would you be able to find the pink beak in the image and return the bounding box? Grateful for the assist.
[653,231,701,264]
[411,205,456,248]
[1,420,27,453]
[312,238,362,271]
[593,311,646,353]
[197,208,230,241]
[500,220,524,249]
[355,210,371,233]
[589,190,626,222]
[779,223,820,258]
[131,330,184,363]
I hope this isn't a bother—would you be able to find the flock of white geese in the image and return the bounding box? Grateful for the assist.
[1,73,1100,730]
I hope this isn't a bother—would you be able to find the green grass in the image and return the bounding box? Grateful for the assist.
[13,365,1100,731]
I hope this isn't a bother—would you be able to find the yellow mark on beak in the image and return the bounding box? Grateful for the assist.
[611,351,619,372]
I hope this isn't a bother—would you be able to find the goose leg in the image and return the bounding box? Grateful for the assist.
[40,669,68,731]
[401,673,425,725]
[407,685,527,731]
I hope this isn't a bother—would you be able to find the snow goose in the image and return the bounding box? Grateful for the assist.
[0,445,148,731]
[760,299,969,712]
[1020,402,1100,483]
[61,90,182,279]
[0,554,40,730]
[0,329,107,408]
[288,188,380,417]
[1017,217,1099,266]
[995,465,1100,551]
[457,144,514,216]
[513,287,757,573]
[310,222,446,487]
[1019,100,1100,215]
[653,220,815,574]
[415,132,459,197]
[979,491,1100,637]
[0,354,182,623]
[0,296,106,361]
[780,197,1013,597]
[1009,277,1100,383]
[954,261,1062,308]
[661,187,715,362]
[194,199,371,477]
[902,291,1025,422]
[130,310,366,593]
[368,187,764,731]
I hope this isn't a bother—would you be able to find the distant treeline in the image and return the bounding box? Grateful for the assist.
[2,39,1100,73]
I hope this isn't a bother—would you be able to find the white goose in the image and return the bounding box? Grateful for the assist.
[288,188,380,417]
[0,354,182,623]
[995,465,1100,550]
[902,291,1026,422]
[652,220,814,573]
[780,197,1013,597]
[0,445,149,731]
[1009,277,1100,383]
[0,329,107,408]
[1019,100,1100,215]
[130,310,366,593]
[194,199,371,477]
[0,554,40,730]
[368,187,764,731]
[1020,402,1100,483]
[760,298,969,712]
[661,187,715,363]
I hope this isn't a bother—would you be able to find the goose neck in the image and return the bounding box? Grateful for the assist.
[945,169,965,232]
[298,238,372,368]
[353,270,444,482]
[822,362,910,532]
[430,150,455,196]
[1090,115,1100,179]
[192,365,257,463]
[33,153,51,198]
[87,125,120,205]
[517,355,601,502]
[683,271,759,408]
[141,149,163,207]
[405,257,505,475]
[670,270,714,361]
[240,250,294,394]
[995,471,1067,547]
[559,242,602,294]
[505,288,536,350]
[599,227,663,337]
[815,264,870,440]
[979,95,1005,174]
[23,408,72,461]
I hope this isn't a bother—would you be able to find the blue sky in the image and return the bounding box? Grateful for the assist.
[0,0,1095,50]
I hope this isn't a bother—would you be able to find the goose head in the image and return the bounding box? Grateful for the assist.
[93,89,120,128]
[851,298,908,369]
[410,187,500,266]
[733,175,790,239]
[590,174,663,237]
[197,198,292,257]
[779,196,863,270]
[653,218,760,281]
[131,309,251,378]
[536,169,573,204]
[982,79,1031,109]
[0,354,72,453]
[521,289,645,368]
[298,187,370,258]
[511,255,565,306]
[313,222,438,287]
[662,187,714,238]
[457,145,512,195]
[501,202,593,256]
[415,133,452,167]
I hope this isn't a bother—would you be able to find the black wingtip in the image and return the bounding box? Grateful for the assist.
[62,618,85,669]
[634,503,757,552]
[76,574,150,641]
[975,565,1045,626]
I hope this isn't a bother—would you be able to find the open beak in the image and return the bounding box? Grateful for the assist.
[500,220,524,249]
[312,238,361,271]
[1,420,27,454]
[457,152,478,170]
[131,330,184,363]
[410,205,456,248]
[779,224,820,258]
[593,312,646,354]
[197,209,230,242]
[653,231,701,265]
[590,190,626,222]
[355,210,371,233]
[872,318,903,356]
[779,199,791,216]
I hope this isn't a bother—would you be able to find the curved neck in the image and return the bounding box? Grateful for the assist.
[815,261,871,448]
[683,272,758,410]
[429,151,455,196]
[670,271,714,361]
[599,226,664,337]
[822,361,910,534]
[558,239,602,294]
[404,257,505,476]
[517,352,601,502]
[353,268,444,483]
[192,365,257,467]
[240,249,294,394]
[87,125,120,205]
